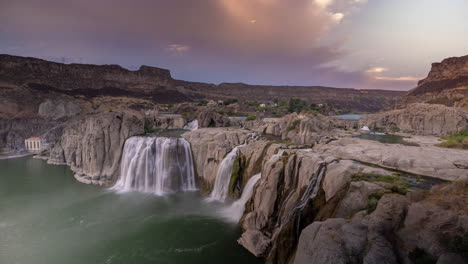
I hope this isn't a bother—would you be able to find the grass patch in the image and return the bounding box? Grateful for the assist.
[144,125,161,134]
[438,130,468,150]
[352,173,410,195]
[367,193,383,214]
[246,114,257,121]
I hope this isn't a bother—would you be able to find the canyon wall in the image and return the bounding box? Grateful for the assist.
[48,112,144,184]
[182,127,468,264]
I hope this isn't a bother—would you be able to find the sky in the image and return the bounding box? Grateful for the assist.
[1,0,467,90]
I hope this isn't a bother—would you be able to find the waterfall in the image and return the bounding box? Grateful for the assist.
[184,120,199,131]
[222,174,261,222]
[112,136,196,195]
[207,146,242,202]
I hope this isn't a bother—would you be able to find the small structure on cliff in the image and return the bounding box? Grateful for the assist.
[24,137,46,152]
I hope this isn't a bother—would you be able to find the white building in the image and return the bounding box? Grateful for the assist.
[25,137,46,152]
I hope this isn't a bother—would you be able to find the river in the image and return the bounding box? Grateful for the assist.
[0,157,261,264]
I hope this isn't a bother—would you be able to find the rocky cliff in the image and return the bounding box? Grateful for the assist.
[404,55,468,108]
[408,55,468,96]
[182,126,468,264]
[48,112,144,185]
[360,103,468,135]
[0,54,199,103]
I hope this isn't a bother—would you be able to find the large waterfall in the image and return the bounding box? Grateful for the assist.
[112,136,196,195]
[222,174,261,222]
[207,146,242,202]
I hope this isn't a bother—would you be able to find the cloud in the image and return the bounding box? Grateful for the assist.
[374,76,421,81]
[0,0,392,89]
[166,44,190,54]
[366,67,388,73]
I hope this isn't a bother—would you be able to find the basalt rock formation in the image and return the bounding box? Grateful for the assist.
[0,54,199,103]
[404,55,468,108]
[48,112,144,185]
[360,103,468,135]
[181,125,468,263]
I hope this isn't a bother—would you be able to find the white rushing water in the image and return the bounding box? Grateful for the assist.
[112,136,196,195]
[184,120,199,131]
[208,146,242,202]
[222,174,261,222]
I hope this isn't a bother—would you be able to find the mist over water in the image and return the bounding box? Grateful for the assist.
[0,157,261,264]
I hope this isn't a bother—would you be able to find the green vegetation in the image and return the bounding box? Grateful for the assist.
[287,98,307,113]
[426,96,452,106]
[449,232,468,261]
[212,109,226,115]
[352,172,411,195]
[197,99,208,106]
[301,109,320,115]
[287,120,301,131]
[144,124,161,134]
[439,130,468,149]
[408,248,437,264]
[223,99,238,105]
[247,101,260,107]
[367,193,383,214]
[246,114,257,121]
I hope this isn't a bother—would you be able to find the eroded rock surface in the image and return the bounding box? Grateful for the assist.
[360,103,468,135]
[50,112,144,184]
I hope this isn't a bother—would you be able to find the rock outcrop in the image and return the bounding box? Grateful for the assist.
[38,99,81,120]
[295,182,468,264]
[315,137,468,182]
[48,112,144,184]
[360,103,468,135]
[245,113,337,145]
[181,128,252,191]
[408,55,468,96]
[404,55,468,108]
[196,111,233,128]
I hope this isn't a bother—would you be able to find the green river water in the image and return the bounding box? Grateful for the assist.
[0,157,261,264]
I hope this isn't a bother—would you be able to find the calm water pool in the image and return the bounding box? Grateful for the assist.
[0,157,260,264]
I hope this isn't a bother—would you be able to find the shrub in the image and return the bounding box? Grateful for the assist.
[197,99,208,106]
[439,130,468,150]
[288,98,307,113]
[408,248,437,264]
[367,193,383,214]
[144,124,160,134]
[287,120,301,131]
[246,114,257,121]
[223,99,238,105]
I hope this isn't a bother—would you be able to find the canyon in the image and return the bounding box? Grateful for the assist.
[1,54,467,264]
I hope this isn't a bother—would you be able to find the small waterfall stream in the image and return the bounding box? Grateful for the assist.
[222,174,261,222]
[184,120,199,131]
[112,136,196,195]
[208,145,242,202]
